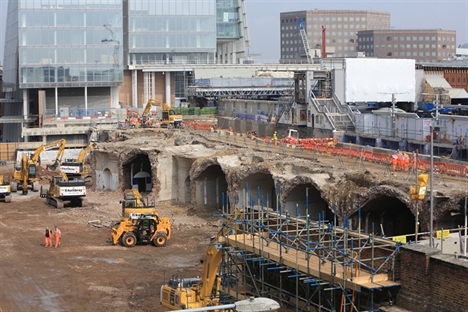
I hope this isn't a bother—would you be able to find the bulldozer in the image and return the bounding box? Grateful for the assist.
[0,175,12,203]
[110,212,172,248]
[40,171,87,208]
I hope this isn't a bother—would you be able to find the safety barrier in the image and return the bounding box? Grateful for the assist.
[185,123,468,178]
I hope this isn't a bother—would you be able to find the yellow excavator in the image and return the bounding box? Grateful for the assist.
[160,209,244,310]
[40,171,87,208]
[60,141,95,179]
[141,98,183,129]
[0,175,12,203]
[11,139,66,195]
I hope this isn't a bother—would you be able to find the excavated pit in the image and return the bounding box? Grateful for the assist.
[91,128,468,236]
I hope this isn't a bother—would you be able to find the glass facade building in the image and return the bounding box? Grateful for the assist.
[17,0,123,88]
[1,0,250,142]
[128,0,217,65]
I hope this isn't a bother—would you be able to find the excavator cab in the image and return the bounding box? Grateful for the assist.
[28,164,37,179]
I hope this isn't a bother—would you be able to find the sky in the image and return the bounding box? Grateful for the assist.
[0,0,467,64]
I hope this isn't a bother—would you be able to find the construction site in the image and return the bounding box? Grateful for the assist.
[1,122,467,312]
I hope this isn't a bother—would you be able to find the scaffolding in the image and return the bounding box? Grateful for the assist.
[215,198,402,311]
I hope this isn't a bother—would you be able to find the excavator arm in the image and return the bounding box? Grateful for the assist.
[30,139,67,170]
[142,98,164,118]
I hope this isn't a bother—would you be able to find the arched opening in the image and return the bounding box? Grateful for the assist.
[133,171,151,193]
[283,183,330,221]
[122,154,152,192]
[236,173,275,210]
[350,196,414,237]
[194,165,228,211]
[102,168,112,190]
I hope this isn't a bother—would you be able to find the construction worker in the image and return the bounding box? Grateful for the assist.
[396,149,403,171]
[273,131,278,146]
[53,225,61,248]
[44,227,52,247]
[403,153,410,171]
[391,151,398,172]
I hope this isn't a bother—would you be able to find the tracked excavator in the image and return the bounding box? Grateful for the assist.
[60,141,95,179]
[40,171,86,208]
[11,139,67,195]
[0,175,12,203]
[160,209,244,310]
[141,98,183,129]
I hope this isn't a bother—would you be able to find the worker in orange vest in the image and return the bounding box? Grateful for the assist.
[396,150,403,171]
[44,227,53,247]
[403,153,410,171]
[391,151,398,172]
[273,131,278,146]
[53,225,61,248]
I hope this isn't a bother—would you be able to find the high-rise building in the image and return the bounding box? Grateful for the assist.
[1,0,250,142]
[357,29,457,62]
[280,10,390,62]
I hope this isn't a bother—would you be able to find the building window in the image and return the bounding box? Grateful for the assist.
[431,44,436,48]
[394,37,398,41]
[400,37,404,41]
[394,52,399,56]
[412,52,417,56]
[412,44,417,48]
[406,52,411,56]
[356,17,360,21]
[425,36,429,40]
[413,36,417,41]
[387,36,392,41]
[376,37,380,41]
[432,36,436,40]
[419,36,423,40]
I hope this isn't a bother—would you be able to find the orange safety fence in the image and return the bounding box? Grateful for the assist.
[446,163,468,177]
[182,124,468,178]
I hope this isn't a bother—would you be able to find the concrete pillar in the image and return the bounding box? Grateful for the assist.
[111,86,119,109]
[22,89,28,120]
[84,86,88,115]
[165,72,171,106]
[23,89,29,142]
[55,87,58,117]
[132,70,138,108]
[151,72,156,99]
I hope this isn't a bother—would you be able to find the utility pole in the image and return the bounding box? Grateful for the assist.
[391,94,397,137]
[427,93,448,248]
[465,197,467,256]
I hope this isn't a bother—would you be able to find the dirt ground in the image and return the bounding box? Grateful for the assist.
[0,166,222,312]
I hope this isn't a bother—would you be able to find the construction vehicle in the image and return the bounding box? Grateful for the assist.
[40,171,87,208]
[120,188,158,217]
[160,209,244,310]
[11,139,67,195]
[0,175,12,203]
[60,142,95,179]
[141,98,183,128]
[109,211,172,248]
[125,108,141,127]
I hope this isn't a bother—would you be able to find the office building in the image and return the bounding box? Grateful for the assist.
[357,29,457,62]
[280,10,390,62]
[1,0,250,142]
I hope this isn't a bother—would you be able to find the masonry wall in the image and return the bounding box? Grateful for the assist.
[397,244,468,312]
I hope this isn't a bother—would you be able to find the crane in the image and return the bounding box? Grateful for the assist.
[11,139,67,195]
[297,17,313,64]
